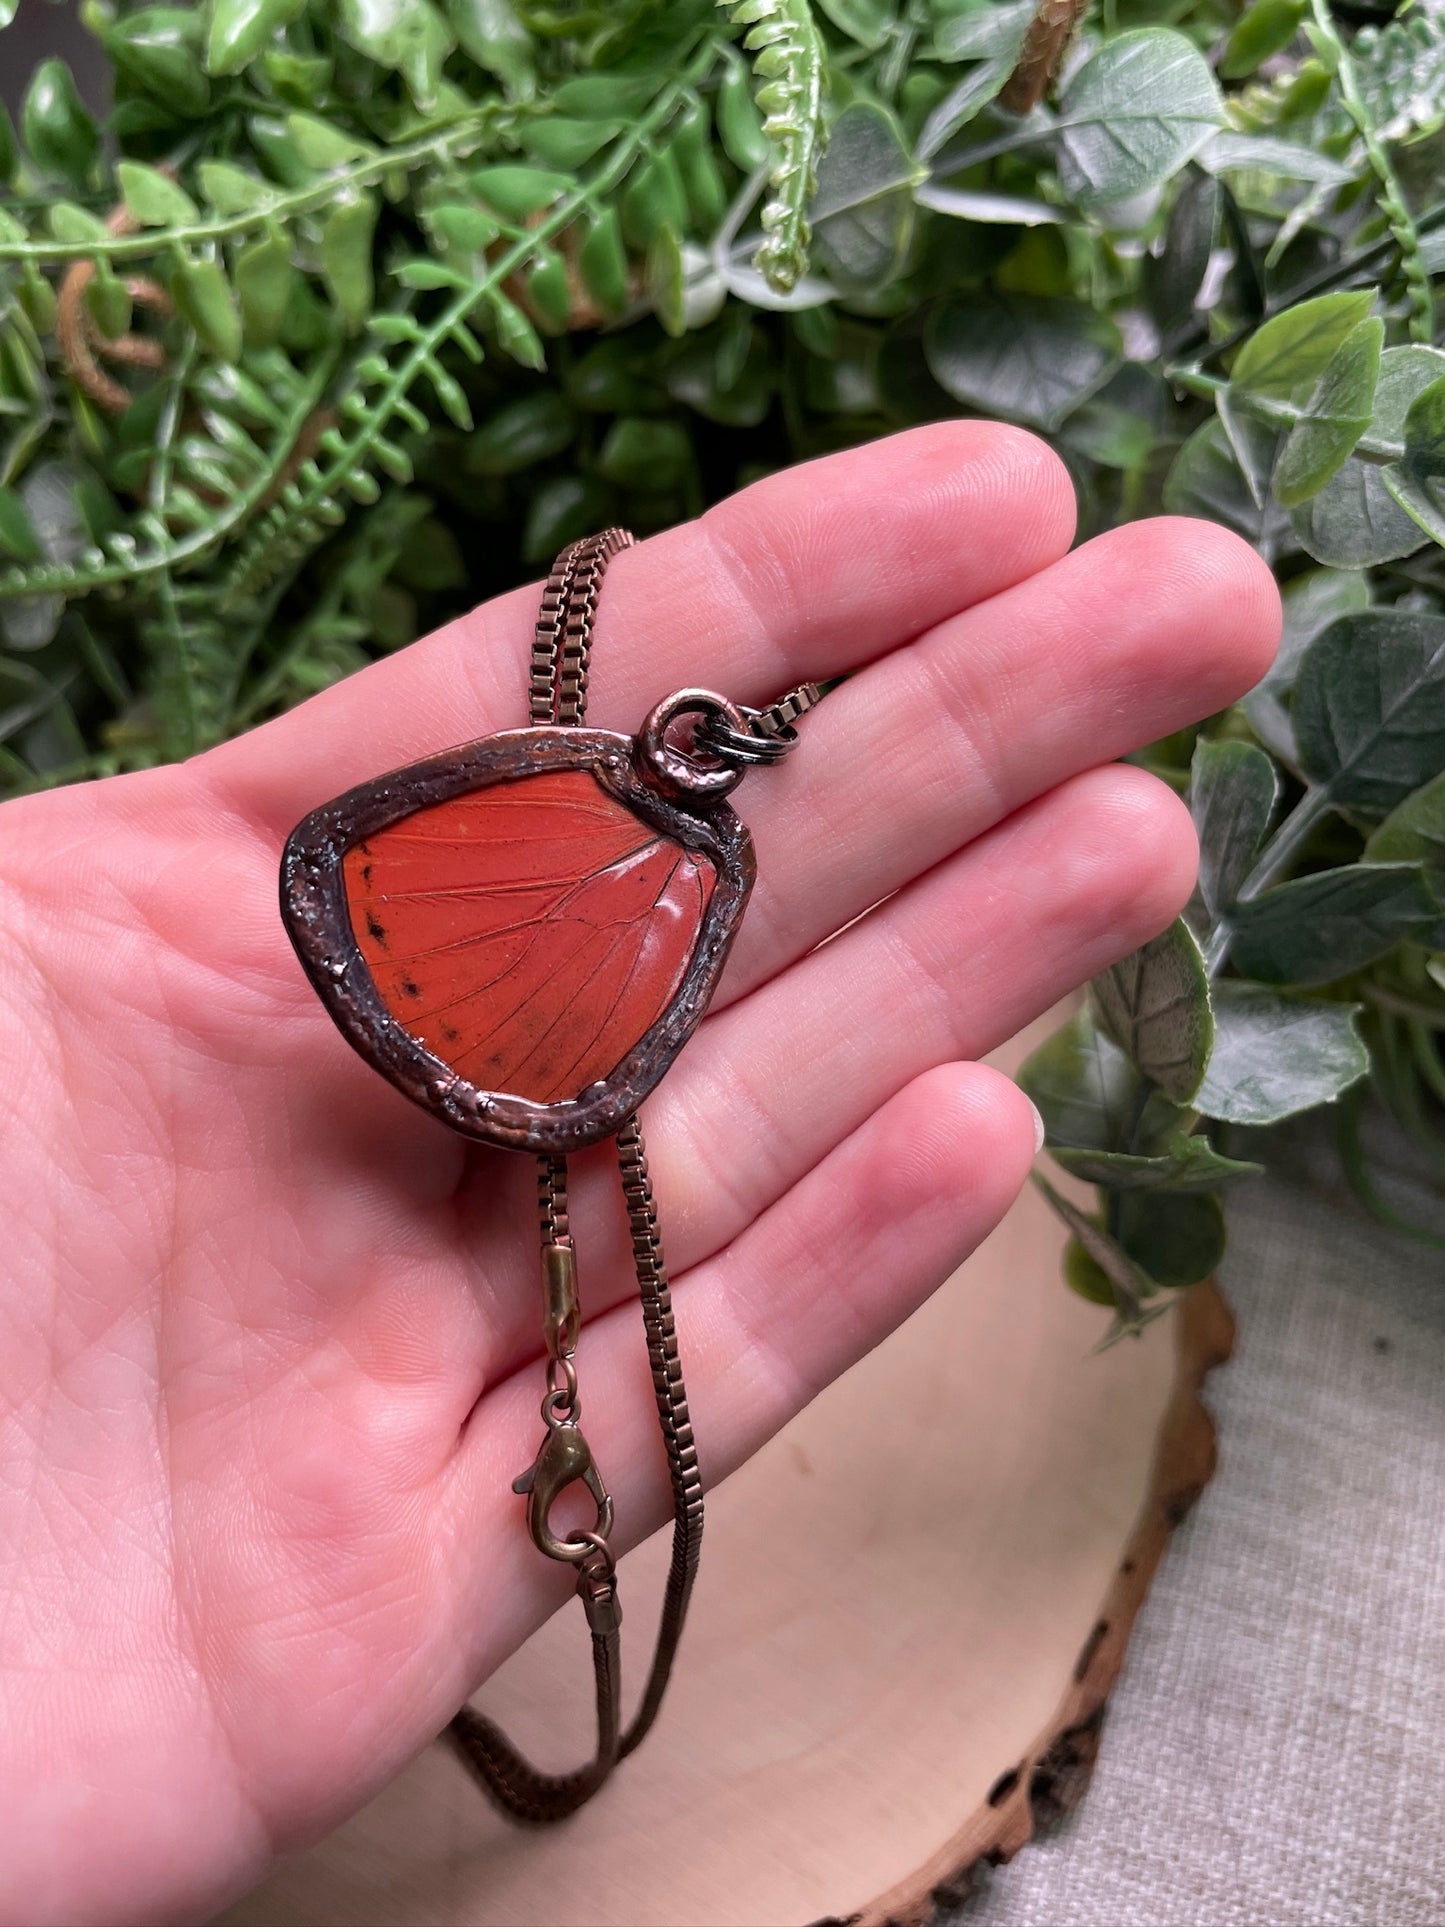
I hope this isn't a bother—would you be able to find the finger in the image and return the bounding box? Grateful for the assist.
[439,1060,1039,1680]
[716,514,1279,1005]
[199,423,1075,832]
[455,761,1195,1385]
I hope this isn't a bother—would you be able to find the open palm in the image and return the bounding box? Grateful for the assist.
[0,426,1278,1927]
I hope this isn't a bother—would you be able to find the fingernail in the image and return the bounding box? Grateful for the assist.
[1027,1098,1046,1155]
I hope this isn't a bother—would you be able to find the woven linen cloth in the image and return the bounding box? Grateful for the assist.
[959,1113,1445,1927]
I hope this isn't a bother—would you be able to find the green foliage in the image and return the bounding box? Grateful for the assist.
[4,0,1445,1330]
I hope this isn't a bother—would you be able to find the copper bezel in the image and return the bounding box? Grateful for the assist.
[280,727,755,1153]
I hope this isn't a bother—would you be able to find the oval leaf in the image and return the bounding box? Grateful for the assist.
[811,102,924,290]
[1364,770,1445,895]
[1272,317,1382,508]
[1290,345,1445,567]
[1229,861,1439,985]
[1195,982,1368,1125]
[118,159,199,227]
[1191,738,1279,921]
[1231,290,1375,402]
[1090,918,1213,1104]
[1294,608,1445,817]
[1017,1009,1143,1153]
[1057,30,1222,211]
[925,291,1121,432]
[1052,1137,1262,1192]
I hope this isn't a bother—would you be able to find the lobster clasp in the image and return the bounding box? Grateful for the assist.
[513,1421,614,1565]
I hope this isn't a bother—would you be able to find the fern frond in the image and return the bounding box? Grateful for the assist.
[219,48,716,607]
[716,0,828,294]
[0,345,340,603]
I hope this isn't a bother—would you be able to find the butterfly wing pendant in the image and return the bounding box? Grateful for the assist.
[280,721,755,1153]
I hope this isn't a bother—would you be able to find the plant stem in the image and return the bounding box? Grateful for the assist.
[0,109,519,265]
[1174,201,1445,373]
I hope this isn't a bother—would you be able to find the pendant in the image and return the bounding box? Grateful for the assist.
[278,528,819,1823]
[280,706,758,1153]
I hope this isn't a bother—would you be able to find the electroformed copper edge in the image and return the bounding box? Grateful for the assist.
[280,725,755,1153]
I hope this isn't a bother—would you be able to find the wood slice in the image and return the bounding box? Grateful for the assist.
[218,1023,1231,1927]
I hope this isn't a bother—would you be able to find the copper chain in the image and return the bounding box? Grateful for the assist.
[449,530,703,1822]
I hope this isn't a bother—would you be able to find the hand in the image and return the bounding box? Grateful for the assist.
[0,426,1278,1925]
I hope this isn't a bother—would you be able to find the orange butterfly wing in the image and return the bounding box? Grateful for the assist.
[342,769,716,1105]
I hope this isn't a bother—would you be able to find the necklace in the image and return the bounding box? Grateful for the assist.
[280,529,818,1820]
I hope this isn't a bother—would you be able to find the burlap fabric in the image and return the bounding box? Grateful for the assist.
[961,1114,1445,1927]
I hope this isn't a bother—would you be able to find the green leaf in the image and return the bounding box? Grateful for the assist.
[287,113,377,170]
[1363,771,1445,896]
[394,259,471,291]
[430,202,501,253]
[1032,1174,1164,1337]
[470,165,572,221]
[818,0,889,50]
[1221,0,1307,78]
[0,483,42,563]
[198,160,273,214]
[1262,565,1370,697]
[425,360,472,429]
[489,291,546,371]
[1290,345,1445,567]
[1272,317,1381,508]
[1163,416,1283,546]
[48,202,110,246]
[1062,1238,1119,1308]
[117,161,199,229]
[622,149,688,253]
[1142,167,1218,339]
[467,392,574,476]
[320,195,378,334]
[1018,1009,1180,1154]
[924,292,1121,433]
[448,0,533,97]
[915,58,1014,160]
[1195,983,1368,1125]
[577,207,629,317]
[1199,131,1354,186]
[234,235,294,348]
[1052,1137,1262,1192]
[1230,290,1375,402]
[1294,609,1445,818]
[597,416,691,492]
[1056,30,1222,211]
[107,9,211,116]
[1191,739,1279,921]
[1116,1190,1224,1288]
[337,0,455,110]
[1379,373,1445,549]
[811,102,925,291]
[523,117,621,172]
[551,75,661,120]
[526,248,571,333]
[646,224,686,339]
[22,58,99,189]
[207,0,308,75]
[933,0,1032,63]
[171,258,243,362]
[1090,918,1213,1104]
[1230,862,1439,985]
[717,51,770,172]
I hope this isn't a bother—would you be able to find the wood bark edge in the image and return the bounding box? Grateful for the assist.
[816,1278,1237,1927]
